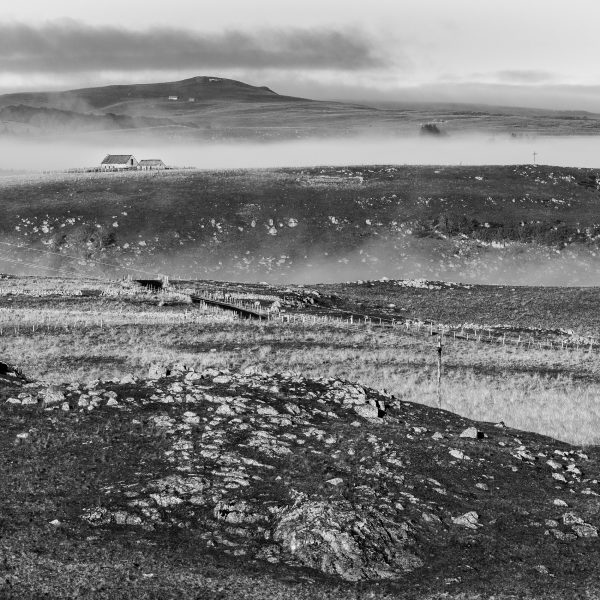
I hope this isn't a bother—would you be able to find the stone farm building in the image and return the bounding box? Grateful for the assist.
[100,155,167,171]
[138,159,166,170]
[100,154,138,170]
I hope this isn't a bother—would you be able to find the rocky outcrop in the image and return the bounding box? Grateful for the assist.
[272,499,422,581]
[5,364,600,585]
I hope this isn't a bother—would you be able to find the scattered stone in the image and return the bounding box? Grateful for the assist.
[460,427,483,439]
[216,405,236,417]
[44,387,65,405]
[512,447,536,462]
[421,512,442,525]
[572,523,598,538]
[451,511,480,529]
[354,404,379,419]
[449,449,469,461]
[148,364,167,379]
[551,529,578,542]
[562,512,584,526]
[326,478,344,486]
[257,405,279,417]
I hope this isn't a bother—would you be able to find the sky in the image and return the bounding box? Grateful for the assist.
[1,0,599,111]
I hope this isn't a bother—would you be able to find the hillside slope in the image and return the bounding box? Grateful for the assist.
[2,76,600,139]
[0,76,295,111]
[0,76,355,140]
[2,164,600,284]
[2,363,600,598]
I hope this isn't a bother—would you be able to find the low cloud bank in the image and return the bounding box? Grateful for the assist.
[0,21,383,74]
[2,134,600,172]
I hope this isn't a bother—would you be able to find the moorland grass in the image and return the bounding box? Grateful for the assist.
[2,315,600,445]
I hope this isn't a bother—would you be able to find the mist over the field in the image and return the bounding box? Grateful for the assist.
[2,135,600,287]
[2,133,600,172]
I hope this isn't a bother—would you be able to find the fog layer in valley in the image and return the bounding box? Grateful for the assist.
[3,133,600,287]
[2,134,600,171]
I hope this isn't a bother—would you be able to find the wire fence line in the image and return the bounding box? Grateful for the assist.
[0,277,597,353]
[0,300,596,356]
[0,304,237,334]
[186,289,600,353]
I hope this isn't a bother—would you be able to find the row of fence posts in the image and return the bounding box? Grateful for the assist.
[1,289,598,355]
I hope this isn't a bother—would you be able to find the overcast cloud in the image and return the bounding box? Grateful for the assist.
[1,0,600,110]
[0,21,384,73]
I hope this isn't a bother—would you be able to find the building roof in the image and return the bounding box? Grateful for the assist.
[101,154,136,165]
[139,159,165,166]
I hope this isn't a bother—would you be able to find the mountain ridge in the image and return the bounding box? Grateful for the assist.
[2,75,600,139]
[0,76,305,111]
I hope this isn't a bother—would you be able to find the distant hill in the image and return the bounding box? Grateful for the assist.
[0,76,297,111]
[2,76,600,140]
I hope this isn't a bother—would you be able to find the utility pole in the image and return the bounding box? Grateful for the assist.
[436,337,443,409]
[533,151,538,165]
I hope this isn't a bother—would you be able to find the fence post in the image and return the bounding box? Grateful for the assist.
[436,338,443,409]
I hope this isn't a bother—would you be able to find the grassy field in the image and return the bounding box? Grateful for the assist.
[318,280,600,334]
[2,276,600,445]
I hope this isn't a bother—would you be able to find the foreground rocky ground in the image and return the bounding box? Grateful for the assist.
[2,362,600,598]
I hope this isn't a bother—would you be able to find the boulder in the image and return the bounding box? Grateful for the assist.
[42,386,65,405]
[452,511,480,529]
[460,427,484,439]
[273,500,422,581]
[148,364,167,380]
[354,404,379,419]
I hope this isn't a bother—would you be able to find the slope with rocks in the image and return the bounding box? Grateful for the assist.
[2,364,600,597]
[4,164,600,285]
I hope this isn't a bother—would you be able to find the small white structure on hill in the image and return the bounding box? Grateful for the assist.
[101,154,138,170]
[168,96,178,101]
[138,159,166,171]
